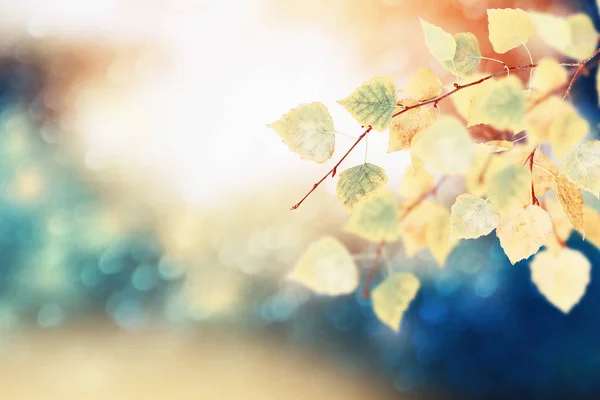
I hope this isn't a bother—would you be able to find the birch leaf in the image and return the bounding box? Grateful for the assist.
[399,162,434,200]
[398,200,445,256]
[468,76,526,132]
[337,163,388,214]
[427,208,459,266]
[388,99,436,152]
[526,96,567,143]
[419,19,456,62]
[487,8,535,54]
[450,193,500,239]
[411,116,474,175]
[553,174,585,236]
[288,236,358,295]
[346,190,401,242]
[372,273,420,332]
[543,198,573,254]
[442,32,481,77]
[549,105,589,160]
[268,102,335,163]
[532,12,598,60]
[451,72,490,120]
[487,164,531,215]
[338,77,397,131]
[403,68,442,101]
[530,58,568,99]
[466,152,508,196]
[530,248,591,313]
[528,150,559,197]
[562,140,600,198]
[496,205,553,264]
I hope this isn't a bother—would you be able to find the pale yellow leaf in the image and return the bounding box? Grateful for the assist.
[268,102,335,163]
[372,273,420,332]
[388,99,436,152]
[419,18,456,62]
[450,193,500,239]
[288,236,358,295]
[562,140,600,197]
[338,77,397,131]
[398,162,434,200]
[468,76,525,132]
[525,96,567,143]
[530,58,568,98]
[527,150,559,197]
[543,198,572,254]
[476,140,514,153]
[487,8,535,54]
[553,174,585,236]
[532,12,599,60]
[403,68,442,101]
[426,208,458,267]
[346,189,401,242]
[442,32,481,77]
[466,152,508,196]
[531,12,572,51]
[411,116,474,174]
[337,163,388,214]
[487,164,531,215]
[496,205,553,264]
[530,248,590,313]
[450,72,490,120]
[549,105,589,160]
[398,200,445,256]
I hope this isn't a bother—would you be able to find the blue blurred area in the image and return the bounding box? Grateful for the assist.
[2,2,600,398]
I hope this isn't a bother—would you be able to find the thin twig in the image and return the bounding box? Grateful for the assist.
[563,47,600,100]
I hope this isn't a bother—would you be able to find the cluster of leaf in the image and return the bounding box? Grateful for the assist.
[269,8,600,331]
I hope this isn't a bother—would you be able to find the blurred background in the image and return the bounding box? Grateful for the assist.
[0,0,599,399]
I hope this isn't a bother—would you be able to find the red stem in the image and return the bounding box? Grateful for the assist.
[363,240,386,299]
[290,126,372,210]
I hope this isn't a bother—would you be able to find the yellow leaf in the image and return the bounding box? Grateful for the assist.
[487,164,531,215]
[338,77,397,131]
[487,8,534,54]
[549,105,589,160]
[426,208,458,267]
[583,206,600,249]
[562,140,600,198]
[553,174,585,236]
[403,68,442,101]
[468,76,525,132]
[346,189,401,242]
[398,162,434,200]
[543,198,572,254]
[288,236,358,295]
[530,58,568,98]
[530,248,591,313]
[419,18,456,62]
[268,102,335,163]
[337,163,388,214]
[411,116,474,174]
[527,150,559,197]
[450,193,500,239]
[475,140,513,153]
[496,205,553,264]
[525,96,567,143]
[442,32,481,77]
[532,12,598,60]
[398,200,445,256]
[466,152,508,196]
[450,72,490,120]
[372,273,420,332]
[388,99,436,152]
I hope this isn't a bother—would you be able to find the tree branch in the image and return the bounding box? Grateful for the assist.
[563,47,600,100]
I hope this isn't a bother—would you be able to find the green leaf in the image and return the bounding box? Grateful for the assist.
[337,163,388,214]
[288,236,358,295]
[338,77,397,131]
[450,193,500,239]
[563,140,600,198]
[268,102,335,163]
[346,189,401,242]
[487,8,534,54]
[468,76,525,132]
[419,18,456,62]
[411,116,474,174]
[442,32,481,77]
[372,273,420,332]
